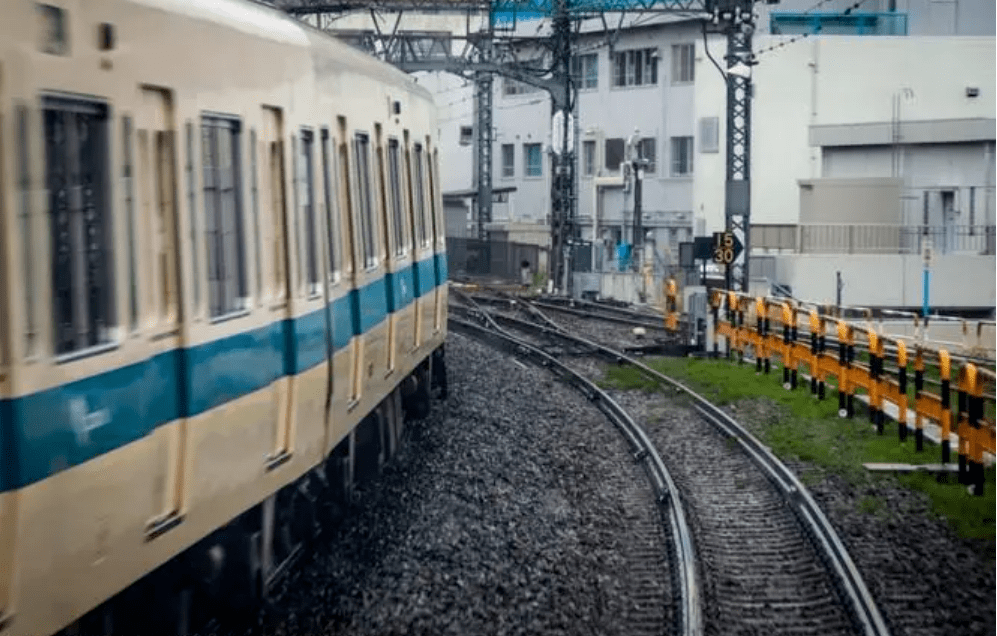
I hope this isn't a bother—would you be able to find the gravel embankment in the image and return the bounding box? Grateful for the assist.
[490,301,995,635]
[728,397,996,636]
[227,332,672,636]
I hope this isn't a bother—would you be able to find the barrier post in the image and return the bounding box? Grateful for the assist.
[809,310,820,396]
[966,364,985,496]
[957,364,969,485]
[914,349,925,453]
[868,330,882,433]
[755,297,764,374]
[782,303,791,387]
[939,350,952,473]
[710,291,721,358]
[818,312,827,400]
[665,277,678,332]
[896,340,908,442]
[789,304,799,389]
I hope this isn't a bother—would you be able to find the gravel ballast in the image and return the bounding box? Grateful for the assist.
[727,397,996,636]
[228,332,672,636]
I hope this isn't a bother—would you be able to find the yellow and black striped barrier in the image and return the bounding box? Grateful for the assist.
[664,277,679,332]
[711,291,995,496]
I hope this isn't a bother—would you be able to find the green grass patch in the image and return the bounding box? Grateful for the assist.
[602,355,996,546]
[899,468,996,542]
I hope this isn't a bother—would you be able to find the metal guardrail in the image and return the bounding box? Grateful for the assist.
[712,291,995,496]
[800,224,996,255]
[751,224,996,255]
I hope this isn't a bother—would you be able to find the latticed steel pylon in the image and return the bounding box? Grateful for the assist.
[272,0,762,294]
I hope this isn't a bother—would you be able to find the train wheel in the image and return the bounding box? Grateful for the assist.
[432,346,448,399]
[405,364,432,421]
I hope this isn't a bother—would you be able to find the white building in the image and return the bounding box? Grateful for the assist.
[303,1,996,312]
[694,34,996,310]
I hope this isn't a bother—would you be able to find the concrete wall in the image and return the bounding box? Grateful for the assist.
[798,178,903,224]
[774,253,996,309]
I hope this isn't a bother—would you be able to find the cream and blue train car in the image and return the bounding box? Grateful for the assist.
[0,1,448,634]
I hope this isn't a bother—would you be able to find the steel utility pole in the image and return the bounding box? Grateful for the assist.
[549,0,576,295]
[716,0,755,293]
[277,0,765,296]
[474,14,495,240]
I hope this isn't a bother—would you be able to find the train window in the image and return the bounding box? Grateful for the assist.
[124,116,138,330]
[17,106,37,356]
[321,129,341,278]
[434,151,446,243]
[336,130,353,274]
[387,139,406,256]
[250,128,262,301]
[353,133,376,269]
[299,129,318,294]
[185,120,199,316]
[201,115,247,318]
[428,147,441,242]
[43,96,115,355]
[413,143,427,248]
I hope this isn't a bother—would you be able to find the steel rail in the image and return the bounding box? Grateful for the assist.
[512,300,893,636]
[529,299,677,331]
[448,294,702,636]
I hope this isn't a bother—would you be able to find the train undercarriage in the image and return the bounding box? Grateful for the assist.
[60,346,447,636]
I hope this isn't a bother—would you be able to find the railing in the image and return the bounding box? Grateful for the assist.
[712,290,996,496]
[770,12,908,36]
[752,224,997,256]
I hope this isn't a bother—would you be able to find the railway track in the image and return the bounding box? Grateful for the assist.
[449,292,701,636]
[453,292,891,636]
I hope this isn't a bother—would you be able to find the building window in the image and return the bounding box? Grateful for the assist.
[605,138,624,171]
[583,140,596,177]
[501,143,515,178]
[699,117,719,153]
[202,115,247,317]
[503,77,540,96]
[671,44,694,84]
[638,138,656,174]
[571,53,598,90]
[670,136,693,176]
[612,48,657,88]
[524,143,542,177]
[45,96,114,354]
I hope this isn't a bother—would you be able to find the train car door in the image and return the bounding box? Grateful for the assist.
[409,141,432,349]
[260,106,293,467]
[318,129,337,450]
[429,147,446,334]
[384,137,415,358]
[137,86,188,535]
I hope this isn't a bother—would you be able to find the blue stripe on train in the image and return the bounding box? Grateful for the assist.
[0,255,447,492]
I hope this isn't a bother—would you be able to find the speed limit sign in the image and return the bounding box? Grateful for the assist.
[712,231,743,265]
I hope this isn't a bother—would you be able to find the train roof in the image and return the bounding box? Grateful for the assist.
[129,0,433,101]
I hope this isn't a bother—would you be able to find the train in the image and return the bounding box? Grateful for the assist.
[0,1,448,634]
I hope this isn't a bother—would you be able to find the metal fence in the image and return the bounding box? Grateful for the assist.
[446,237,549,284]
[796,224,996,255]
